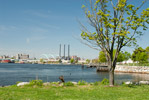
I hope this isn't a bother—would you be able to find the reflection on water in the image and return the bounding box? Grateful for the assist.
[114,72,149,83]
[0,63,149,86]
[132,73,149,81]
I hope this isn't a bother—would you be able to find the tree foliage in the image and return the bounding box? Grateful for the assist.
[86,59,91,64]
[99,50,131,62]
[92,58,99,63]
[132,47,148,63]
[80,0,148,86]
[146,46,149,61]
[70,59,74,64]
[40,58,44,63]
[123,51,131,61]
[99,51,107,63]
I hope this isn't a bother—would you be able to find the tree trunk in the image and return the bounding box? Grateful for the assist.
[109,68,114,86]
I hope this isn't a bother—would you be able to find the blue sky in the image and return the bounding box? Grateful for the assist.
[0,0,148,59]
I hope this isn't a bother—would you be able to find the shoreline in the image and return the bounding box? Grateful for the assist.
[96,65,149,74]
[1,80,149,87]
[115,71,149,74]
[115,65,149,74]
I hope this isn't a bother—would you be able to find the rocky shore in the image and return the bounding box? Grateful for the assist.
[115,65,149,74]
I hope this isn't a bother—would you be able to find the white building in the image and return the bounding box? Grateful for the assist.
[122,59,133,64]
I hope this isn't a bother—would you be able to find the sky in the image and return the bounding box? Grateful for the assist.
[0,0,148,59]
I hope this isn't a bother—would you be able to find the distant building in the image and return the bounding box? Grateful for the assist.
[78,59,86,64]
[0,55,10,59]
[16,54,29,60]
[71,55,77,60]
[1,59,11,63]
[122,59,133,64]
[0,56,2,59]
[71,55,81,60]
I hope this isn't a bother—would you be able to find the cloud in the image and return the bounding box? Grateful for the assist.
[26,36,47,44]
[26,38,30,44]
[30,27,48,33]
[41,23,60,30]
[0,25,17,30]
[24,10,51,18]
[31,36,46,41]
[32,12,49,18]
[0,25,17,34]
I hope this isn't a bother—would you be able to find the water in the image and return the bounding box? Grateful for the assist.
[0,63,149,86]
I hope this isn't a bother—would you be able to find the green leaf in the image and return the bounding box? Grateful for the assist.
[81,5,85,8]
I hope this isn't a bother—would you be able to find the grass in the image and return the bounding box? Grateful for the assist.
[0,84,149,100]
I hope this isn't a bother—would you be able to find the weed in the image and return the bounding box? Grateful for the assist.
[28,80,43,86]
[64,81,74,86]
[78,80,87,85]
[101,78,109,85]
[93,81,100,86]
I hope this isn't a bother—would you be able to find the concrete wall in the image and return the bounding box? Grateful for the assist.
[115,65,149,74]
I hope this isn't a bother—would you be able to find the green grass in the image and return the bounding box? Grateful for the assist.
[0,85,149,100]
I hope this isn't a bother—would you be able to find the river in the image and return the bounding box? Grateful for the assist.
[0,63,149,86]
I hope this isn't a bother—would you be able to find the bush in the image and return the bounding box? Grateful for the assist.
[122,81,136,88]
[16,81,22,84]
[101,78,109,85]
[123,84,135,88]
[93,81,100,86]
[78,80,87,85]
[51,82,59,85]
[29,80,43,86]
[64,81,74,86]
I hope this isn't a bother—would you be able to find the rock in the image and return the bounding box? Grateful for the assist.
[125,81,133,85]
[139,81,149,85]
[43,82,50,86]
[134,82,140,85]
[59,83,64,86]
[72,82,77,85]
[17,82,29,86]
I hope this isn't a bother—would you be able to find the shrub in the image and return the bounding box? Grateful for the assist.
[51,82,59,85]
[16,81,22,84]
[29,80,43,86]
[50,82,60,87]
[93,81,100,86]
[122,81,136,88]
[64,81,74,86]
[78,80,87,85]
[101,78,109,85]
[123,83,135,88]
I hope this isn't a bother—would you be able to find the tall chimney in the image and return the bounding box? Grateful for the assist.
[59,44,61,58]
[64,44,65,59]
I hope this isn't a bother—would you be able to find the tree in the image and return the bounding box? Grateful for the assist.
[86,59,91,64]
[145,46,149,62]
[75,58,79,63]
[59,59,62,63]
[123,51,131,61]
[92,58,99,63]
[70,59,74,64]
[113,50,124,62]
[99,51,107,63]
[99,50,130,63]
[81,0,148,86]
[40,58,44,63]
[132,47,148,63]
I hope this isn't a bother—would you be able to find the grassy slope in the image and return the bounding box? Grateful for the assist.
[0,85,149,100]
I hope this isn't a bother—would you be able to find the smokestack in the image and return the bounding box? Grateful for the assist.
[64,44,65,59]
[68,44,70,59]
[59,44,61,58]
